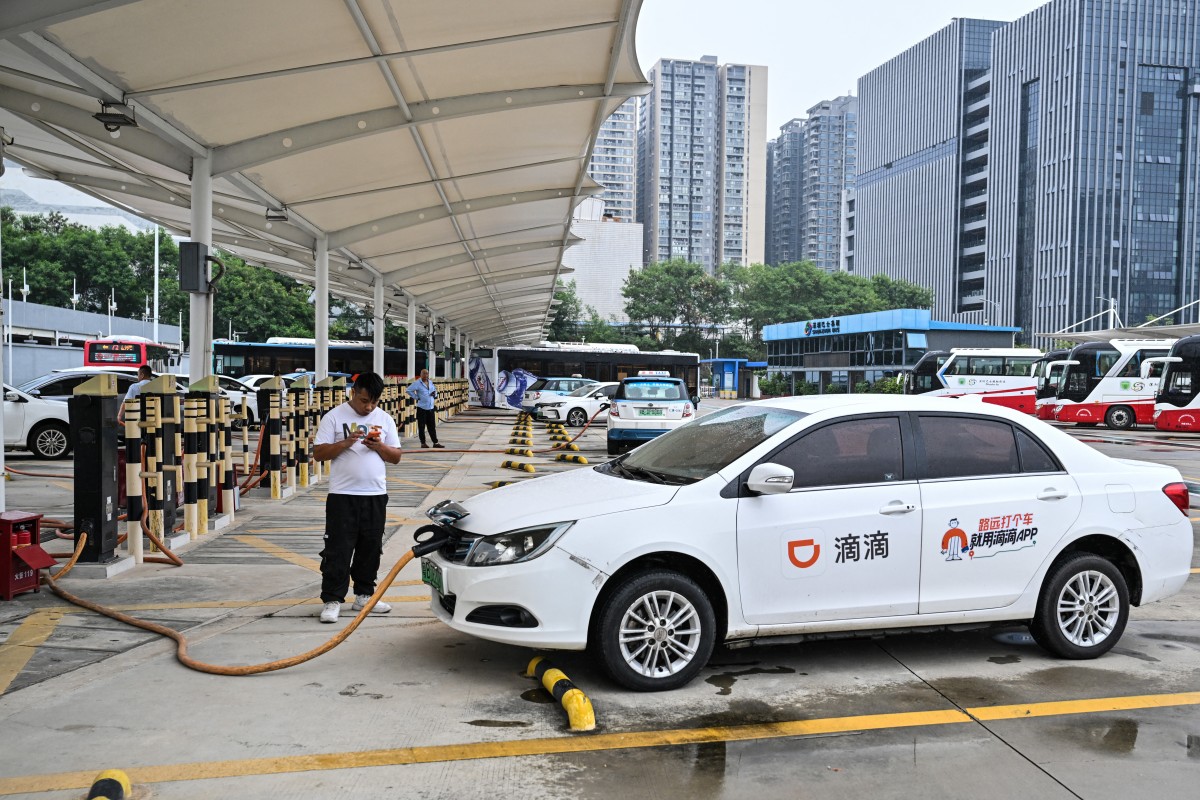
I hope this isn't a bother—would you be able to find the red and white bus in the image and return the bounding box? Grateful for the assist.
[1031,349,1071,420]
[83,336,177,372]
[903,348,1043,413]
[1152,335,1200,431]
[1051,338,1174,429]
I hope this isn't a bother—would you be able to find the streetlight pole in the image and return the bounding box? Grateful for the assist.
[982,299,1001,326]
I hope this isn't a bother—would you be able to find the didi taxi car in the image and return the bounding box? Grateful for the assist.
[420,395,1194,691]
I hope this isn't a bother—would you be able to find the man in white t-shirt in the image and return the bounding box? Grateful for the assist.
[312,372,402,623]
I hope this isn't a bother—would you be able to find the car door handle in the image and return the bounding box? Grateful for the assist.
[1037,489,1068,501]
[879,502,917,515]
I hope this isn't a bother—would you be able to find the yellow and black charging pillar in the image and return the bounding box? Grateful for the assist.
[140,375,180,549]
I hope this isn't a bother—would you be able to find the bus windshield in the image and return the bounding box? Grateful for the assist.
[905,352,949,394]
[1060,346,1120,402]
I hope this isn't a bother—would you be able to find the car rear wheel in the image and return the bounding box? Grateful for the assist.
[592,570,715,691]
[607,440,620,456]
[567,408,588,427]
[1030,553,1128,659]
[1104,405,1134,430]
[29,421,71,460]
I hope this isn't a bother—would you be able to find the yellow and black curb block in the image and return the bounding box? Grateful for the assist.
[555,454,588,464]
[526,656,596,732]
[487,480,520,489]
[505,448,534,457]
[87,769,131,799]
[508,438,533,446]
[501,460,536,473]
[549,434,571,442]
[551,443,580,451]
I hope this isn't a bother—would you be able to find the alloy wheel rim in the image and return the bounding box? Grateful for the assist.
[38,428,68,457]
[1056,570,1119,646]
[569,410,586,426]
[618,590,701,678]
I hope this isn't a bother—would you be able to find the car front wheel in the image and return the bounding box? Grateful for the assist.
[593,570,716,691]
[29,422,71,460]
[1030,553,1129,659]
[567,408,588,427]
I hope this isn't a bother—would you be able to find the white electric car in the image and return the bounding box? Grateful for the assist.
[420,394,1195,691]
[535,382,618,427]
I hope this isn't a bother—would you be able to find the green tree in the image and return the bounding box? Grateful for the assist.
[869,274,934,310]
[548,280,583,341]
[623,259,729,339]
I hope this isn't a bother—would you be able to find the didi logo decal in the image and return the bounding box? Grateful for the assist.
[941,519,969,561]
[787,539,820,568]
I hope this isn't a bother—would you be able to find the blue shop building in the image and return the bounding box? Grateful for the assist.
[764,309,1018,393]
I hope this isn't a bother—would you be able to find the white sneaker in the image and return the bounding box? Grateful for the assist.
[353,595,391,614]
[319,601,341,623]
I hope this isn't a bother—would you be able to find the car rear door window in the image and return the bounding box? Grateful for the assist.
[1015,427,1061,473]
[916,415,1020,479]
[773,416,904,488]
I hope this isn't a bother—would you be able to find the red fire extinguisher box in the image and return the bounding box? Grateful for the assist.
[1,511,56,601]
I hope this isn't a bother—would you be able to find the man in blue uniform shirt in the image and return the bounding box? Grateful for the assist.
[406,368,443,449]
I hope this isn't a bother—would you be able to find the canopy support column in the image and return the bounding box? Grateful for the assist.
[189,152,213,383]
[406,296,416,378]
[315,236,329,380]
[428,315,438,379]
[373,277,385,376]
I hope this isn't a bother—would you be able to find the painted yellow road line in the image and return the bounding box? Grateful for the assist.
[231,535,322,572]
[1191,568,1199,574]
[5,690,1200,795]
[0,610,66,695]
[243,526,323,534]
[386,478,440,491]
[967,691,1200,721]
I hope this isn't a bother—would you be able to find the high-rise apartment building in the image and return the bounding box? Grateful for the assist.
[854,18,1006,320]
[766,119,803,265]
[800,96,858,270]
[856,0,1200,338]
[637,56,767,272]
[587,97,638,221]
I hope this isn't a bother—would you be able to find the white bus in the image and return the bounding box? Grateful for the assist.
[1051,338,1175,429]
[1153,335,1200,431]
[904,348,1043,414]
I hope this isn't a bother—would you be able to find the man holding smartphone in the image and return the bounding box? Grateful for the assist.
[312,372,402,623]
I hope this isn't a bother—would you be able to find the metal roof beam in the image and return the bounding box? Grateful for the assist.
[211,82,649,176]
[125,21,619,98]
[328,186,597,249]
[50,171,317,249]
[0,0,141,41]
[433,287,546,314]
[365,225,580,264]
[377,239,567,283]
[408,260,562,296]
[0,85,191,172]
[413,266,563,304]
[13,32,207,157]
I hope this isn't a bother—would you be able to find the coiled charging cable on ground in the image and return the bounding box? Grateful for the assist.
[42,528,453,676]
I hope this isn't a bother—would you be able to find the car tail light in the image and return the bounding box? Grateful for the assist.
[610,404,619,417]
[683,402,694,418]
[1162,482,1190,515]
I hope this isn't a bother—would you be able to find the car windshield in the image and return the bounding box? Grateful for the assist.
[566,384,597,398]
[615,405,808,483]
[621,380,685,400]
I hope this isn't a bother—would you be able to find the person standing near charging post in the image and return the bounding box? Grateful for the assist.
[312,372,402,623]
[406,368,444,449]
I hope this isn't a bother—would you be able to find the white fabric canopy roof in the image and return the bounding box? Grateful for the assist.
[0,0,648,344]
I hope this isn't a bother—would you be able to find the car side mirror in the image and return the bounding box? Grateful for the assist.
[4,391,20,402]
[746,463,794,495]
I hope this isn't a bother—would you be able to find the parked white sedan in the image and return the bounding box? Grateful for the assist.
[419,395,1194,691]
[534,382,618,427]
[4,384,72,459]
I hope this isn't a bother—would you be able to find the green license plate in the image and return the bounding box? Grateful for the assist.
[638,408,664,416]
[421,558,444,594]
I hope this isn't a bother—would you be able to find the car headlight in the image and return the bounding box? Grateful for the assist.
[545,401,565,408]
[465,522,574,566]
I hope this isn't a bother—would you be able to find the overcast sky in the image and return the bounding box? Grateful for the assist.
[635,0,1047,132]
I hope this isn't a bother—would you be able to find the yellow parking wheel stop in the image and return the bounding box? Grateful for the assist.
[527,656,595,732]
[87,769,131,800]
